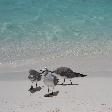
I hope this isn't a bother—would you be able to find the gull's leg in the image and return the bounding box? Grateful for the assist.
[61,78,65,85]
[70,79,72,85]
[36,82,37,87]
[51,87,54,95]
[48,87,49,93]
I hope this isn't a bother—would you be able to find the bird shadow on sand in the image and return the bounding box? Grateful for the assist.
[28,86,42,93]
[57,83,79,86]
[44,91,59,97]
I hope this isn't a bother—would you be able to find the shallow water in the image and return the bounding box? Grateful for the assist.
[0,0,112,63]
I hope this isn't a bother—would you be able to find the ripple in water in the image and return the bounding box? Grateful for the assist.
[0,0,112,63]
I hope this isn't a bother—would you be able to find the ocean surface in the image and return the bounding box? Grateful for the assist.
[0,0,112,63]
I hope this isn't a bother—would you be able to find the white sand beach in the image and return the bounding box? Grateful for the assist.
[0,55,112,112]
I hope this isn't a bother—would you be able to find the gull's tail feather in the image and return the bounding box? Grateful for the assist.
[73,72,87,77]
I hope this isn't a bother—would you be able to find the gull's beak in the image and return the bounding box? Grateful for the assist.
[42,71,45,73]
[40,69,45,73]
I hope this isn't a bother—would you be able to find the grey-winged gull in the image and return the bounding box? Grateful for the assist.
[28,69,42,87]
[41,67,59,95]
[52,67,87,85]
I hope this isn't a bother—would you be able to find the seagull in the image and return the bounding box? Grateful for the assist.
[28,69,42,87]
[52,67,87,85]
[41,67,59,95]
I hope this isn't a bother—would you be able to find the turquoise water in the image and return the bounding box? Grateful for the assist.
[0,0,112,63]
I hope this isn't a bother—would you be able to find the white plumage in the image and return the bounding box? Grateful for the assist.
[42,67,59,94]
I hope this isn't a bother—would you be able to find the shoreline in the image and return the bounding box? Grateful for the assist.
[0,55,112,81]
